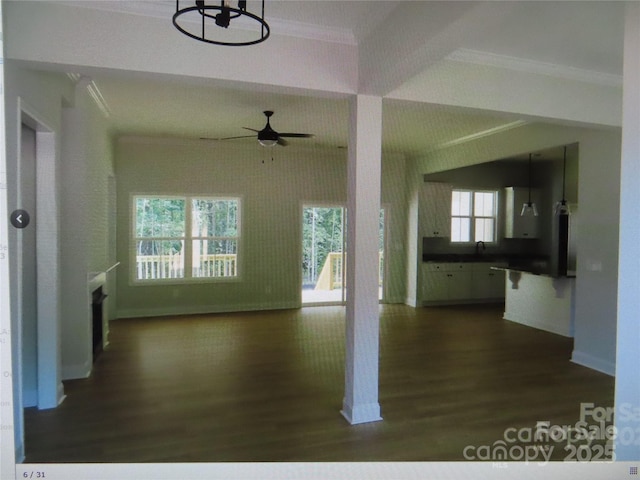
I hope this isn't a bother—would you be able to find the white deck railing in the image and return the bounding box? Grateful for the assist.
[136,254,236,279]
[314,251,384,290]
[194,254,237,277]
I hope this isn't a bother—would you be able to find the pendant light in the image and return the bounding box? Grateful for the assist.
[554,146,571,216]
[520,153,539,216]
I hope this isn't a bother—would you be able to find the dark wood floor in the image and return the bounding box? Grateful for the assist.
[24,304,615,463]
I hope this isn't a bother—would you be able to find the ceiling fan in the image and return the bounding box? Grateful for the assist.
[219,110,314,147]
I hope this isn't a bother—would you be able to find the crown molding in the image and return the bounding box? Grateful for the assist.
[434,120,528,151]
[67,73,111,117]
[267,18,356,45]
[447,48,622,88]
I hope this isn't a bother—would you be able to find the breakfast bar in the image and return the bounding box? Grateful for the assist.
[495,267,576,337]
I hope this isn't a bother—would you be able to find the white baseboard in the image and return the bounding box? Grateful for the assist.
[117,301,300,319]
[118,299,411,319]
[57,382,66,406]
[404,297,418,307]
[383,296,404,304]
[62,360,91,380]
[571,350,615,376]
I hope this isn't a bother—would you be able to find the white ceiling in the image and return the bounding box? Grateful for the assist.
[51,1,625,159]
[92,72,526,155]
[457,1,624,75]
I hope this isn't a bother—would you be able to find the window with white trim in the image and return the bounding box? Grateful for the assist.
[450,189,497,243]
[133,195,240,281]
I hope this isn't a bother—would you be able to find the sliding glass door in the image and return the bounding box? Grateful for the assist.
[302,206,346,305]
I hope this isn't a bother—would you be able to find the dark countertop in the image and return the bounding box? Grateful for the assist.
[421,253,577,277]
[492,266,576,279]
[422,253,548,264]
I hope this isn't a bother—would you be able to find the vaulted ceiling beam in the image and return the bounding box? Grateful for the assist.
[357,2,516,96]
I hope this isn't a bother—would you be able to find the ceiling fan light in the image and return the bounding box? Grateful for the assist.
[258,138,277,147]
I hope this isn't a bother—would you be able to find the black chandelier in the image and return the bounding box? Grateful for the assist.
[173,0,270,46]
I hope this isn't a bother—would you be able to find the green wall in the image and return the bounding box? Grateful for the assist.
[115,137,407,318]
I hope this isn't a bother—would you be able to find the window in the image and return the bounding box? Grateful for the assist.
[451,189,497,243]
[133,195,240,281]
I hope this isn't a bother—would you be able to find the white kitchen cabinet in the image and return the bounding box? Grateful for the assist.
[422,261,507,304]
[422,263,472,303]
[422,268,449,301]
[448,268,474,300]
[471,263,507,299]
[504,187,540,239]
[420,182,452,238]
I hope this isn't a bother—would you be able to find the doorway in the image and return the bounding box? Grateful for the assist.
[302,206,345,305]
[301,206,385,305]
[18,103,61,412]
[20,124,37,408]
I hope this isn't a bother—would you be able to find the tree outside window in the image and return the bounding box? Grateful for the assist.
[133,196,240,281]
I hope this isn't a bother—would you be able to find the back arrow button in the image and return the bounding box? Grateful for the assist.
[10,209,30,229]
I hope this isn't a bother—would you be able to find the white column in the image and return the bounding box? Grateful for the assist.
[615,2,640,461]
[341,95,383,425]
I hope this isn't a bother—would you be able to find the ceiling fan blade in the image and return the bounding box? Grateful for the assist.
[216,135,256,140]
[242,127,260,133]
[277,137,289,147]
[278,133,314,138]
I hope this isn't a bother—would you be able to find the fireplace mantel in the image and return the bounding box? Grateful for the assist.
[88,271,106,292]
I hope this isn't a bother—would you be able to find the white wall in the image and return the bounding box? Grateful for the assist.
[571,132,620,375]
[60,81,115,380]
[115,137,407,318]
[4,60,115,459]
[382,152,408,303]
[403,159,421,306]
[615,2,640,460]
[3,62,74,460]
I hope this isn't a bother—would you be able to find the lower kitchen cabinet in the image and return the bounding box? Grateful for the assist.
[422,262,506,305]
[471,263,507,299]
[422,263,472,302]
[422,269,450,301]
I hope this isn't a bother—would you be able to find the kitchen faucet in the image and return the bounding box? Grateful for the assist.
[475,241,486,256]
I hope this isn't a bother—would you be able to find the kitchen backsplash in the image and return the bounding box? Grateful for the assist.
[423,236,547,258]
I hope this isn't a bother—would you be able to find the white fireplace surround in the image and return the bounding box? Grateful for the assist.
[63,263,119,380]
